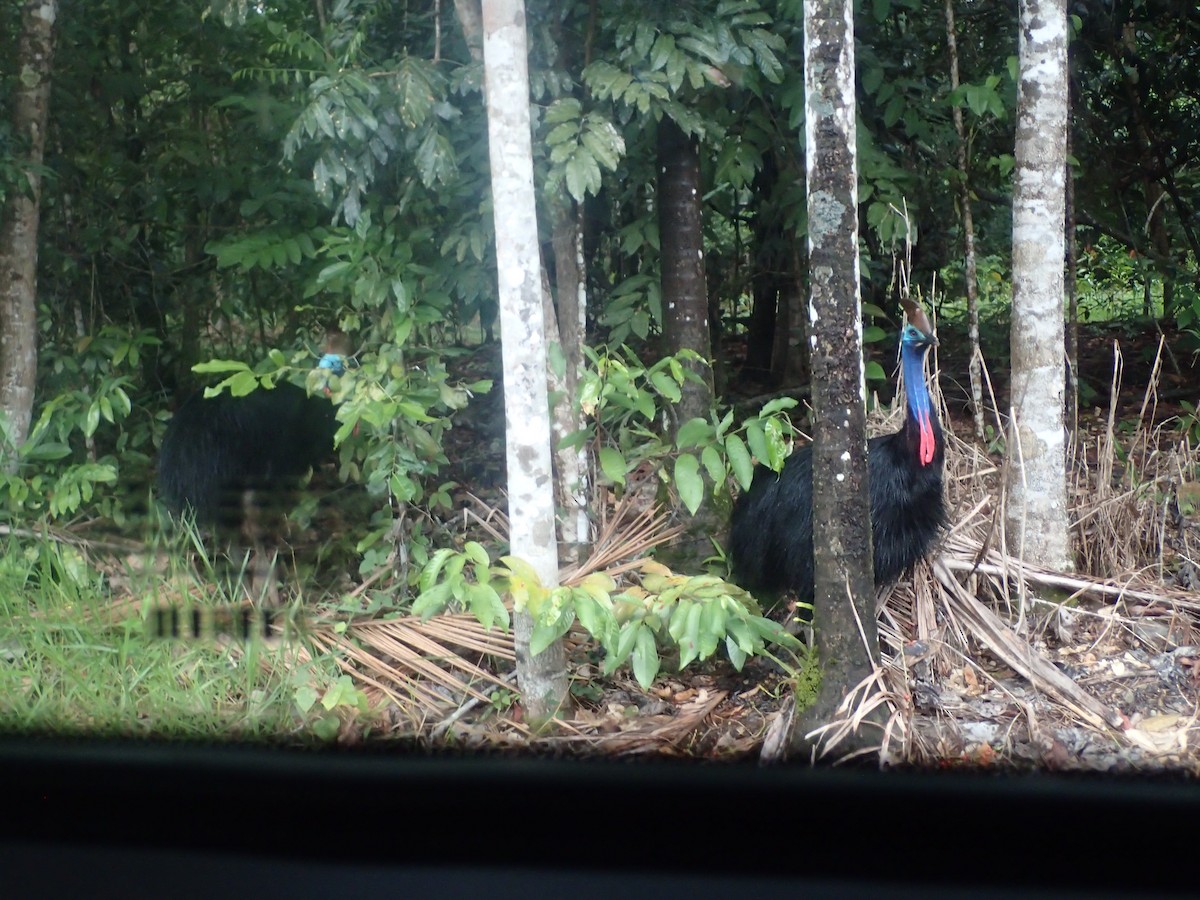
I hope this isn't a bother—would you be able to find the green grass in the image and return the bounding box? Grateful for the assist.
[0,537,350,744]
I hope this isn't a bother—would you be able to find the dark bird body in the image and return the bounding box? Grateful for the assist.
[157,382,337,527]
[729,321,945,602]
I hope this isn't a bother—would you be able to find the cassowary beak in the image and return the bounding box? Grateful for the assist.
[899,297,937,346]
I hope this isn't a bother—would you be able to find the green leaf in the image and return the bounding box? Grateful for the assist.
[84,403,101,438]
[544,97,582,123]
[565,151,602,202]
[697,600,724,660]
[605,620,643,672]
[321,676,363,711]
[674,417,711,449]
[745,420,769,467]
[530,612,573,657]
[725,434,753,491]
[226,370,261,397]
[650,371,682,403]
[598,446,626,486]
[726,616,759,654]
[412,580,453,620]
[674,453,704,515]
[758,397,798,417]
[192,359,251,375]
[466,582,508,631]
[580,120,624,171]
[573,591,615,644]
[631,625,661,689]
[678,599,703,669]
[294,685,319,714]
[463,540,490,568]
[668,598,693,644]
[866,360,886,381]
[748,615,803,651]
[725,634,748,670]
[700,444,725,484]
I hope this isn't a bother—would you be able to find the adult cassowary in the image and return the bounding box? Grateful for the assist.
[157,381,338,529]
[728,302,944,604]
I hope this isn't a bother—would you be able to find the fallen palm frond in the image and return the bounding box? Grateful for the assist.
[299,490,687,735]
[302,612,520,733]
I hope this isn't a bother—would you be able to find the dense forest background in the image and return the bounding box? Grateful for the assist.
[3,0,1198,539]
[1,0,1198,757]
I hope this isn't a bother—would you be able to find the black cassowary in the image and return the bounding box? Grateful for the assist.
[728,304,944,604]
[157,381,338,530]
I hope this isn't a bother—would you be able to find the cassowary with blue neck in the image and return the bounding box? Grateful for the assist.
[157,331,350,529]
[728,301,945,604]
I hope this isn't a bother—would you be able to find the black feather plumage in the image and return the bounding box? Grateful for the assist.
[157,382,337,527]
[728,322,945,602]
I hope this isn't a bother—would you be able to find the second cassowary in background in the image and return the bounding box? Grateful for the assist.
[158,331,350,529]
[729,303,945,603]
[157,381,338,529]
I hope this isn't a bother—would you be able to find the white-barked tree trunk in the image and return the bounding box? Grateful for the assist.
[482,0,569,721]
[1006,0,1072,572]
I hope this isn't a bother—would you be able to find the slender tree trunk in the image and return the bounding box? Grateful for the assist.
[453,0,484,62]
[944,0,985,441]
[1064,130,1079,436]
[547,201,590,556]
[747,156,782,384]
[481,0,569,723]
[1006,0,1072,572]
[0,0,58,463]
[657,117,714,431]
[793,0,879,757]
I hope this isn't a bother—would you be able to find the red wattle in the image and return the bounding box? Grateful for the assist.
[918,412,935,466]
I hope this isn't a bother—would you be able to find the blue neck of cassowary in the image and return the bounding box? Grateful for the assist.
[901,338,940,467]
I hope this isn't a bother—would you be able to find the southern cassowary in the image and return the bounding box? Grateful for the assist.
[157,381,338,530]
[728,304,945,604]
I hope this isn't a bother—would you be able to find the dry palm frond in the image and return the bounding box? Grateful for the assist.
[561,492,684,585]
[296,612,520,734]
[297,490,685,734]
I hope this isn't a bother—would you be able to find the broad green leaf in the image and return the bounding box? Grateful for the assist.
[650,371,682,403]
[605,620,643,672]
[745,420,769,466]
[668,598,694,644]
[412,580,453,620]
[631,626,661,689]
[529,619,567,657]
[674,453,704,515]
[725,434,753,490]
[598,446,626,486]
[674,417,712,449]
[683,597,703,650]
[192,359,251,375]
[701,444,725,484]
[466,582,508,631]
